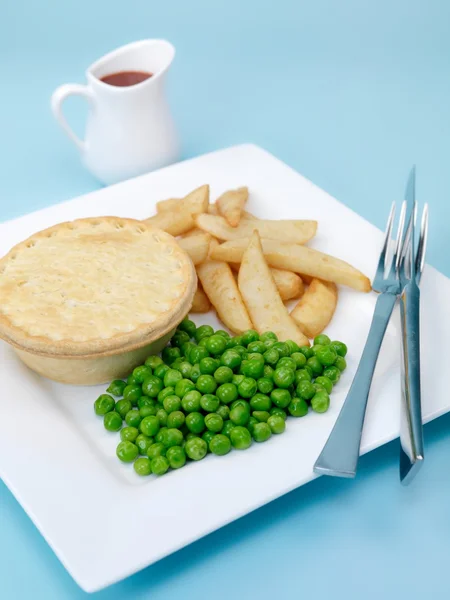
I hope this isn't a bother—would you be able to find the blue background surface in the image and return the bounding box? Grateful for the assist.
[1,1,450,598]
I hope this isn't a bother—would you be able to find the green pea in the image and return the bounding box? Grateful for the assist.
[241,329,259,346]
[284,340,300,355]
[311,391,330,413]
[205,413,223,433]
[260,331,278,343]
[314,334,331,346]
[299,345,314,359]
[164,369,183,388]
[139,405,157,417]
[178,318,197,338]
[215,329,230,338]
[230,426,252,450]
[145,355,164,369]
[147,442,166,459]
[253,410,270,423]
[225,336,240,348]
[103,411,122,432]
[216,383,238,404]
[270,407,287,420]
[273,342,289,357]
[216,404,230,421]
[246,341,265,354]
[252,422,272,442]
[230,404,250,426]
[134,457,152,476]
[220,349,241,370]
[132,365,152,384]
[161,428,184,448]
[142,376,164,398]
[125,409,141,428]
[153,364,170,379]
[291,352,307,368]
[140,415,160,437]
[307,357,323,376]
[194,324,214,342]
[202,430,215,448]
[185,437,207,460]
[162,346,181,365]
[155,427,168,443]
[263,365,274,379]
[186,412,205,434]
[151,456,170,475]
[166,410,185,429]
[174,379,196,398]
[94,394,115,416]
[296,380,316,400]
[230,399,250,411]
[198,337,210,348]
[209,434,231,456]
[256,377,273,395]
[156,408,168,426]
[214,366,234,384]
[316,346,337,367]
[181,341,195,360]
[304,365,314,377]
[263,348,279,366]
[181,390,202,413]
[106,380,127,397]
[323,366,341,384]
[205,334,227,355]
[170,357,186,371]
[190,364,202,383]
[267,414,286,434]
[288,397,309,417]
[135,434,153,455]
[273,367,295,389]
[162,395,181,414]
[196,374,217,394]
[246,416,257,434]
[250,393,272,411]
[199,357,219,375]
[127,374,138,386]
[123,384,142,405]
[295,369,312,385]
[311,344,324,356]
[221,420,236,438]
[276,357,296,371]
[331,340,347,357]
[313,383,326,394]
[232,374,245,386]
[238,377,257,398]
[271,388,291,408]
[177,361,193,379]
[241,359,264,379]
[314,376,333,394]
[115,399,132,419]
[200,393,220,413]
[156,387,174,404]
[233,345,247,356]
[335,356,347,372]
[263,339,276,349]
[171,330,190,348]
[166,445,186,469]
[116,441,138,463]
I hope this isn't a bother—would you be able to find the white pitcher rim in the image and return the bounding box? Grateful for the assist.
[87,39,175,91]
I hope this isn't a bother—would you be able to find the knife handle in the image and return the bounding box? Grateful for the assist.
[314,291,397,478]
[399,281,424,485]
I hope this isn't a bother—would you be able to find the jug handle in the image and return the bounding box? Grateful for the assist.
[51,84,94,152]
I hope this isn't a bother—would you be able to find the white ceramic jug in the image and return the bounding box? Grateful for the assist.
[51,40,180,185]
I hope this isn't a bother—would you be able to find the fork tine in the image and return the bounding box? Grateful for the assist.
[416,204,429,283]
[379,202,396,273]
[393,201,407,270]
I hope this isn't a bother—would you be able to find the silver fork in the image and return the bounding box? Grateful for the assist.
[399,197,428,485]
[313,171,416,478]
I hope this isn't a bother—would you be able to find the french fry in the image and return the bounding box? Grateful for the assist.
[191,283,211,313]
[156,184,209,214]
[196,241,253,334]
[182,228,204,238]
[208,203,219,215]
[238,232,310,345]
[196,214,317,244]
[211,238,371,293]
[291,279,338,338]
[270,269,304,301]
[144,208,196,237]
[217,187,248,227]
[178,233,211,265]
[229,262,304,301]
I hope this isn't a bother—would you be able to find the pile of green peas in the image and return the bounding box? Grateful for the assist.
[94,320,348,477]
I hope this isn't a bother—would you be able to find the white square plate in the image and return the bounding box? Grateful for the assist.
[1,144,449,592]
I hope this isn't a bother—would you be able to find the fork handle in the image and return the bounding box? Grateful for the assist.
[399,281,424,485]
[314,291,397,478]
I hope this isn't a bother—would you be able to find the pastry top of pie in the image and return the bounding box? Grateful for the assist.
[0,217,196,357]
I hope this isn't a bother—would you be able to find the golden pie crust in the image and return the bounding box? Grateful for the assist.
[0,217,196,366]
